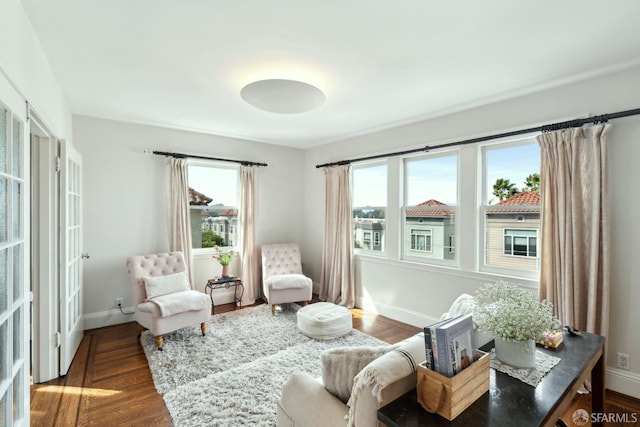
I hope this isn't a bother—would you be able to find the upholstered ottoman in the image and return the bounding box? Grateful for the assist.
[297,302,352,340]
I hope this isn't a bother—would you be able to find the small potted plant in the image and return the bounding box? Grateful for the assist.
[473,280,558,368]
[212,245,235,278]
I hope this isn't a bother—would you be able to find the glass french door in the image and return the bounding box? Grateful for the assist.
[0,88,29,425]
[59,141,83,376]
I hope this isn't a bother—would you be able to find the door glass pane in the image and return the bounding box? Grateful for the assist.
[12,367,23,423]
[0,106,6,173]
[1,388,8,427]
[11,117,20,177]
[12,308,21,363]
[0,249,6,314]
[12,246,21,302]
[12,182,20,240]
[0,320,7,382]
[0,178,6,242]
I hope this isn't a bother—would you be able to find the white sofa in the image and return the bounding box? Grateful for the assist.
[277,333,425,427]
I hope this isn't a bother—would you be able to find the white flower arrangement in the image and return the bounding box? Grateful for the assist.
[473,280,558,341]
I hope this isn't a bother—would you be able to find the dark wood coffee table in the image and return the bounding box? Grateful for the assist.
[378,332,605,427]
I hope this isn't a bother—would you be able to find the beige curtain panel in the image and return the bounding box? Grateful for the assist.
[240,165,259,305]
[320,165,355,307]
[167,158,194,282]
[538,123,611,337]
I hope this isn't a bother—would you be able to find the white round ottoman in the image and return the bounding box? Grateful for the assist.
[297,302,352,340]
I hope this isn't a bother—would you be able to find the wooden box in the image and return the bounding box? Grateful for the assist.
[416,350,490,421]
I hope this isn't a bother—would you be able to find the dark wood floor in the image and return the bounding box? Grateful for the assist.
[31,301,639,426]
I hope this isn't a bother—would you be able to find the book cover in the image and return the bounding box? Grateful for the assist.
[436,314,473,377]
[428,316,462,375]
[449,328,473,375]
[423,326,434,370]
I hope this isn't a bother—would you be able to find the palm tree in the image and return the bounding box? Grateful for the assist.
[524,173,540,193]
[493,178,519,201]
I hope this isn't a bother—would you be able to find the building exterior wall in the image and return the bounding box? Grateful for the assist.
[485,214,539,271]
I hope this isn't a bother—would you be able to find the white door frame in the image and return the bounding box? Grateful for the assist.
[29,112,59,383]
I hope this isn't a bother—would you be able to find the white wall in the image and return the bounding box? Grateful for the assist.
[0,0,71,138]
[73,116,307,328]
[304,65,640,397]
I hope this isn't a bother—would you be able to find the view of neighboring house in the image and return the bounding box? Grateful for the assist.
[485,191,540,271]
[404,199,456,261]
[354,194,539,269]
[189,187,238,248]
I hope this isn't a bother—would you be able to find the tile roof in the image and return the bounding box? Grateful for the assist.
[486,191,540,213]
[406,199,454,218]
[188,187,213,206]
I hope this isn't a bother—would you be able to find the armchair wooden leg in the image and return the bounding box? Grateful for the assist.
[136,323,143,339]
[155,335,164,351]
[301,301,309,307]
[201,322,206,336]
[271,305,276,315]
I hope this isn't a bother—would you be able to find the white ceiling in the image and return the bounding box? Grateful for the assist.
[20,0,640,149]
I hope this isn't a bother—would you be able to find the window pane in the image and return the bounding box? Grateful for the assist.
[353,164,386,253]
[404,154,457,263]
[13,367,24,423]
[0,320,6,383]
[0,106,6,173]
[483,141,540,273]
[188,165,238,248]
[12,117,20,177]
[0,178,6,243]
[12,182,20,240]
[0,249,6,315]
[12,246,21,302]
[13,308,21,363]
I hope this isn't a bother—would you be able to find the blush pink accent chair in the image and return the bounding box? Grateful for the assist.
[261,243,313,314]
[126,251,211,350]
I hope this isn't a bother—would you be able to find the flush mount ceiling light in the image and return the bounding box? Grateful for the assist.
[240,79,325,114]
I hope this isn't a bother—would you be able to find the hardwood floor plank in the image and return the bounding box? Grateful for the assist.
[30,301,639,426]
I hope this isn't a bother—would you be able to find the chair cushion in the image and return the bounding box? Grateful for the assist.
[321,345,392,403]
[265,274,312,290]
[143,271,190,299]
[297,302,352,340]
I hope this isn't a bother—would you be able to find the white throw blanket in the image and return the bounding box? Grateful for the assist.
[149,290,210,317]
[265,274,311,290]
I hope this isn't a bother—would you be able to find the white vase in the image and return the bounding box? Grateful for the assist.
[494,337,536,368]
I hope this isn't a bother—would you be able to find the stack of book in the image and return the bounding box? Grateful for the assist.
[423,314,474,378]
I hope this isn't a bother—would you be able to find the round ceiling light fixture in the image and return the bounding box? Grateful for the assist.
[240,79,325,114]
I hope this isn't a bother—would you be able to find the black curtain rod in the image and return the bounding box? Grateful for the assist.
[153,150,268,167]
[315,107,640,168]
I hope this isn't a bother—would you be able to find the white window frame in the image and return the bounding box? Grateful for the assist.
[187,161,239,254]
[401,151,458,267]
[352,161,387,256]
[410,229,433,253]
[479,136,540,279]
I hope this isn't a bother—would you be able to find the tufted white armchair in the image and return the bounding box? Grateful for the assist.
[261,243,313,314]
[126,252,211,350]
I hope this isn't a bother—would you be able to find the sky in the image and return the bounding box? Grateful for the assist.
[188,165,238,206]
[353,141,540,207]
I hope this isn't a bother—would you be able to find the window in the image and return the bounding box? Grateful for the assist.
[481,139,540,275]
[410,229,432,252]
[403,153,457,264]
[187,163,238,250]
[353,163,386,253]
[504,229,537,257]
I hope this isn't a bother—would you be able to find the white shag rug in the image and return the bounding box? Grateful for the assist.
[141,304,385,426]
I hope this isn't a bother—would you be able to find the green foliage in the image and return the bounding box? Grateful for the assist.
[201,229,224,248]
[353,209,385,219]
[524,173,540,193]
[492,178,519,201]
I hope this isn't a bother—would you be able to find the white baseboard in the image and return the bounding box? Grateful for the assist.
[355,297,439,327]
[606,367,640,399]
[82,289,239,330]
[83,307,135,330]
